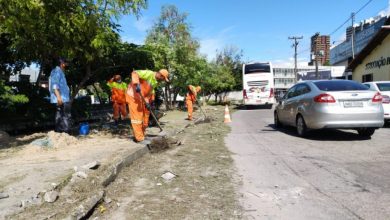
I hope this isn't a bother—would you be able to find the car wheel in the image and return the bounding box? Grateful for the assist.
[296,115,307,137]
[357,128,375,138]
[274,111,282,128]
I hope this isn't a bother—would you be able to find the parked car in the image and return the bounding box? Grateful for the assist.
[363,81,390,122]
[274,80,384,137]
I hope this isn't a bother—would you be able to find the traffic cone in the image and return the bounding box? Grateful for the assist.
[224,105,232,123]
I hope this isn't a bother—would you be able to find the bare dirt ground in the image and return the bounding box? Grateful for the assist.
[89,106,242,219]
[0,126,142,219]
[0,105,241,219]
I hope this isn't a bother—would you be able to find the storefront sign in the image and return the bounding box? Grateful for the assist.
[365,56,390,70]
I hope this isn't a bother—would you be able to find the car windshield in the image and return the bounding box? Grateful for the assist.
[376,83,390,91]
[313,81,368,91]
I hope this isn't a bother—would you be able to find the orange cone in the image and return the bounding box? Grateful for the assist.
[224,105,232,123]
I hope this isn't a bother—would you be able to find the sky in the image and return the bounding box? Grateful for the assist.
[118,0,390,66]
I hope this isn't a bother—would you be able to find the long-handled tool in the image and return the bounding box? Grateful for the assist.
[196,100,208,118]
[139,93,167,136]
[194,100,212,124]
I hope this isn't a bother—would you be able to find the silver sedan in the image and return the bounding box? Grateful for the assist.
[274,80,384,137]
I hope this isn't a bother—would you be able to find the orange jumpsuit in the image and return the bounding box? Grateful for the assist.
[186,85,201,120]
[107,79,128,120]
[126,70,157,142]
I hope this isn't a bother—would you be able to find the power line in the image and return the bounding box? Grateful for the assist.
[356,0,375,15]
[328,0,375,37]
[297,0,377,56]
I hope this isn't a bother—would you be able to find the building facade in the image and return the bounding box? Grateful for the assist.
[349,18,390,82]
[331,15,388,66]
[309,33,330,66]
[273,66,332,98]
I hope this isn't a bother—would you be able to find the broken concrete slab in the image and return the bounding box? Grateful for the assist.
[44,191,58,203]
[101,146,149,187]
[68,191,104,220]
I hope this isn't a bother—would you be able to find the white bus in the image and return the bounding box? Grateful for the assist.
[242,62,275,106]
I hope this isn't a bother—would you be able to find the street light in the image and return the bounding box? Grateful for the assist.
[382,25,390,29]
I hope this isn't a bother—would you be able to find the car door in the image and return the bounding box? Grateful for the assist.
[285,84,307,125]
[278,85,297,125]
[290,84,312,121]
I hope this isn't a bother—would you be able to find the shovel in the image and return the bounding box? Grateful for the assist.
[194,100,212,124]
[139,93,167,137]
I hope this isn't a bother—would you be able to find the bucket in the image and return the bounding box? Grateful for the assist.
[79,123,90,136]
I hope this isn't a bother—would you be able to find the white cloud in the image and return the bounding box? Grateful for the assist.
[133,16,153,32]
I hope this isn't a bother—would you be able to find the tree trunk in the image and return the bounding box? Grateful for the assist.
[92,83,103,105]
[72,63,92,102]
[207,94,212,102]
[164,85,169,111]
[167,84,173,109]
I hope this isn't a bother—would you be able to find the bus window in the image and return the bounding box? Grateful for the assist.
[245,63,271,74]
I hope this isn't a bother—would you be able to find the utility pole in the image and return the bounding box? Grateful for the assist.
[288,36,303,83]
[351,12,356,59]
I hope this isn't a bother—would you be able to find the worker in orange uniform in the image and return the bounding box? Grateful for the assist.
[107,75,128,126]
[126,69,169,144]
[186,85,201,121]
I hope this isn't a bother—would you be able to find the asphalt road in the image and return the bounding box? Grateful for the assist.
[226,107,390,220]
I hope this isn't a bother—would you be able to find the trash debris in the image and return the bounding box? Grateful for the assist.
[99,204,106,213]
[161,171,176,181]
[31,138,53,148]
[0,192,9,199]
[44,191,58,203]
[81,161,101,170]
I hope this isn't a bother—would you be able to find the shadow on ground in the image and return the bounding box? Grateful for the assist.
[234,104,273,110]
[266,124,372,141]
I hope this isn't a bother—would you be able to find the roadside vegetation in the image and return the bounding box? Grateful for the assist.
[0,1,243,128]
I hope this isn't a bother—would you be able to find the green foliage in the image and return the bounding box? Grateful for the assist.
[0,0,148,97]
[0,80,29,109]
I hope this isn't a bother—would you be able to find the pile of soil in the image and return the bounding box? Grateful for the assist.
[47,131,78,148]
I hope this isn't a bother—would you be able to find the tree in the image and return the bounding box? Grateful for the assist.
[0,0,147,99]
[145,5,200,109]
[215,46,243,90]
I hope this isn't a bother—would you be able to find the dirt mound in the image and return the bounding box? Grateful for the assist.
[47,131,78,148]
[148,137,170,153]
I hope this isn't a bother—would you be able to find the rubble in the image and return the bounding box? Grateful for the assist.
[0,192,9,199]
[74,171,88,179]
[81,161,101,170]
[161,171,177,181]
[44,191,58,203]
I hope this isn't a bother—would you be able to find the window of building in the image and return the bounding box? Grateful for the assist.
[362,74,373,83]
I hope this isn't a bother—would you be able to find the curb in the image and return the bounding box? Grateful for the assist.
[68,191,105,220]
[66,146,149,220]
[101,145,149,187]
